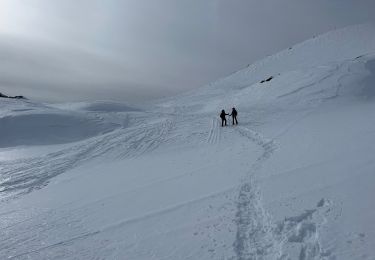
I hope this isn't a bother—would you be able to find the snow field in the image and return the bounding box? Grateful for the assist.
[1,24,375,259]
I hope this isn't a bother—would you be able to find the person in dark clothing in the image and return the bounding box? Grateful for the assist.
[230,107,238,125]
[220,109,229,127]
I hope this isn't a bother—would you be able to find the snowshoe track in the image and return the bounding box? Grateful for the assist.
[233,126,280,259]
[233,126,332,259]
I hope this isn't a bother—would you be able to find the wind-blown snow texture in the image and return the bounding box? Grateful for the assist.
[1,24,375,259]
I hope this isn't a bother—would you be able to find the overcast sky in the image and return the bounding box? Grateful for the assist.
[0,0,375,103]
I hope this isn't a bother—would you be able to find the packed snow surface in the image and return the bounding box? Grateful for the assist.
[1,24,375,259]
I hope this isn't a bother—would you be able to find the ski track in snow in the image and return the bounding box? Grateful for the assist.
[0,117,174,200]
[206,117,221,145]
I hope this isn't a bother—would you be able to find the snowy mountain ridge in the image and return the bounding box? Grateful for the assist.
[212,23,375,90]
[1,24,375,259]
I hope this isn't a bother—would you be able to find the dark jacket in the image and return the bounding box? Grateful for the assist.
[220,111,228,119]
[230,108,238,117]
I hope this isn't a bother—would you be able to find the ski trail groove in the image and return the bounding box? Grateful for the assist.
[207,117,220,145]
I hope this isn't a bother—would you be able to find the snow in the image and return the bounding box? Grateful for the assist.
[1,24,375,259]
[52,100,140,113]
[0,99,123,148]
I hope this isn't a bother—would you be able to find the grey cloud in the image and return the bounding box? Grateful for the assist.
[1,0,375,102]
[0,36,160,102]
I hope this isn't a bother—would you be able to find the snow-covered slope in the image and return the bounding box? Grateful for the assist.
[52,100,140,113]
[1,24,375,259]
[0,100,123,148]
